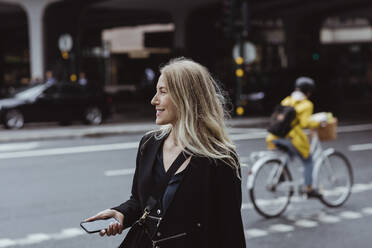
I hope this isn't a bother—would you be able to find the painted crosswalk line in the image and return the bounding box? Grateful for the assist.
[317,214,341,224]
[361,207,372,215]
[339,211,363,219]
[0,228,84,248]
[294,219,318,228]
[104,168,136,176]
[245,205,372,240]
[0,142,40,152]
[245,229,269,238]
[349,143,372,151]
[268,224,295,233]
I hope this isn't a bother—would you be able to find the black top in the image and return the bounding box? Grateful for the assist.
[112,133,246,248]
[153,145,188,213]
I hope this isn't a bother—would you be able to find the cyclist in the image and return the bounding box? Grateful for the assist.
[266,76,322,198]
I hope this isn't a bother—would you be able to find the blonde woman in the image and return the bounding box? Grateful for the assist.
[86,57,246,248]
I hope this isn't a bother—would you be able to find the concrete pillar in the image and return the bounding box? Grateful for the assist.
[10,0,57,80]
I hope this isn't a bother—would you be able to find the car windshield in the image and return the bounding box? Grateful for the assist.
[13,84,48,99]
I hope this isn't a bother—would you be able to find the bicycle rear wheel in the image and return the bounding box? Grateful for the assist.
[249,159,293,218]
[317,151,353,207]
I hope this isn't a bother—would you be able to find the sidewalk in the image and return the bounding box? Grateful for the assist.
[0,117,270,143]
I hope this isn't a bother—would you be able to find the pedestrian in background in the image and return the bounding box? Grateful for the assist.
[45,70,56,85]
[85,57,246,248]
[140,67,156,101]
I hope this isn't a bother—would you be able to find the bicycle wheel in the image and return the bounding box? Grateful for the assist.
[317,151,353,207]
[249,159,293,218]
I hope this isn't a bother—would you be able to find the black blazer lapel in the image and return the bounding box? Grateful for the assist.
[139,133,167,201]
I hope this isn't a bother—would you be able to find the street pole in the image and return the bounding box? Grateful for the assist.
[235,37,244,116]
[235,0,249,116]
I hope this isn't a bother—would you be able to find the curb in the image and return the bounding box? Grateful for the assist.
[2,117,370,143]
[0,118,270,143]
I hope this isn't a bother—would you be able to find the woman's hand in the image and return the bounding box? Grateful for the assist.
[85,209,124,237]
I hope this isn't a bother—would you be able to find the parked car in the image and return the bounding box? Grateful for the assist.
[0,82,112,129]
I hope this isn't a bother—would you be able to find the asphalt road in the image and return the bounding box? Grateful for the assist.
[0,126,371,248]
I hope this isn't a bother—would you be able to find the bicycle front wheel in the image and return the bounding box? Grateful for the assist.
[249,159,293,218]
[317,151,353,207]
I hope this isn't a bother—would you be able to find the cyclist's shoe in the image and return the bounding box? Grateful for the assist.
[307,189,322,199]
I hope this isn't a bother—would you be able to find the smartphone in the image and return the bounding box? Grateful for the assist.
[80,217,118,234]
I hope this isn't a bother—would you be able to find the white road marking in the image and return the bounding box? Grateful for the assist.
[230,132,267,141]
[0,142,138,160]
[0,142,40,152]
[317,214,341,223]
[231,123,372,141]
[361,207,372,215]
[351,183,372,193]
[105,168,136,176]
[0,239,16,248]
[290,196,306,203]
[337,123,372,133]
[339,211,363,219]
[245,204,372,240]
[294,219,318,228]
[349,143,372,151]
[235,123,372,134]
[241,203,253,210]
[240,156,251,163]
[268,224,295,232]
[0,228,85,247]
[0,123,370,160]
[2,205,372,246]
[229,128,264,133]
[17,233,50,245]
[245,229,269,238]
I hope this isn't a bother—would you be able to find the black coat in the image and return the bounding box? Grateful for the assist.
[113,133,246,248]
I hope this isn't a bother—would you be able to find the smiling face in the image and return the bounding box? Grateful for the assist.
[151,75,178,126]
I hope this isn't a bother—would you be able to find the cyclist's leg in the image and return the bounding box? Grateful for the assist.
[272,139,297,158]
[276,140,316,191]
[300,154,314,188]
[299,153,322,197]
[272,139,296,182]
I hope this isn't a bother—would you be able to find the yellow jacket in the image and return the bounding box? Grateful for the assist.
[266,93,319,158]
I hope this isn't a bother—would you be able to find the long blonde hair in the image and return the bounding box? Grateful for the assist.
[153,57,240,174]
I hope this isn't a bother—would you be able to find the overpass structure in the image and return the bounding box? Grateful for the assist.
[0,0,219,81]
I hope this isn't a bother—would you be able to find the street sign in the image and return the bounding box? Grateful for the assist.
[233,41,256,64]
[58,34,73,52]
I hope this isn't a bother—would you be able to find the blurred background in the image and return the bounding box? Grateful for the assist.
[1,0,372,123]
[0,1,372,248]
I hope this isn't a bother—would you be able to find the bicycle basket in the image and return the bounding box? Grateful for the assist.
[315,118,337,141]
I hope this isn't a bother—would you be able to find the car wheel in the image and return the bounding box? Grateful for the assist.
[84,107,103,125]
[4,109,24,129]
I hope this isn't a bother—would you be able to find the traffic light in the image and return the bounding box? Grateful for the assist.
[312,52,320,61]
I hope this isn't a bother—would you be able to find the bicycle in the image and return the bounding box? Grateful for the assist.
[247,131,353,218]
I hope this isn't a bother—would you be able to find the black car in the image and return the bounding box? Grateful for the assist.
[0,82,112,129]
